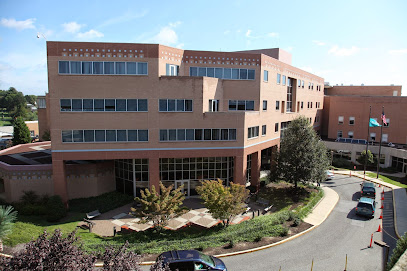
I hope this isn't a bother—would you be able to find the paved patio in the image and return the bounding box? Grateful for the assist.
[81,198,268,236]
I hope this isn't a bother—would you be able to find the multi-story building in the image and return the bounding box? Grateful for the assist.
[33,41,324,203]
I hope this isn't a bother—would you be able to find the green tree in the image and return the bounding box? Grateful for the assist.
[270,116,330,189]
[0,205,18,252]
[24,95,37,106]
[12,116,31,145]
[196,179,250,226]
[3,87,27,119]
[357,150,374,166]
[131,182,188,231]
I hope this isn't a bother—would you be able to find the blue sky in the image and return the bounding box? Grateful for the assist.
[0,0,406,96]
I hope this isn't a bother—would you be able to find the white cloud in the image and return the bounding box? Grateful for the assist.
[150,22,182,46]
[62,22,84,33]
[169,21,182,28]
[77,29,104,39]
[267,32,279,38]
[245,29,252,37]
[312,40,326,46]
[223,30,231,35]
[0,18,36,30]
[299,66,313,73]
[388,49,407,55]
[245,30,279,39]
[99,10,148,28]
[328,45,360,56]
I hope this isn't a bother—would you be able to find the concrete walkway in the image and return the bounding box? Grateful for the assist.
[333,170,407,238]
[304,186,339,226]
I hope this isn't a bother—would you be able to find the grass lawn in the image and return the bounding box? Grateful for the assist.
[365,172,407,189]
[5,185,323,256]
[0,117,12,126]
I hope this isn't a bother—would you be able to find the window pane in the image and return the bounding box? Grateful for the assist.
[246,101,254,110]
[73,130,84,142]
[176,100,184,111]
[128,130,138,141]
[277,74,281,84]
[223,68,232,79]
[95,130,105,142]
[59,61,69,74]
[207,67,215,77]
[185,100,192,111]
[93,62,103,74]
[215,68,223,78]
[60,99,71,111]
[137,62,148,75]
[264,70,268,82]
[229,100,237,110]
[127,99,138,111]
[117,130,127,141]
[115,62,125,74]
[248,69,255,80]
[239,69,248,80]
[70,61,81,74]
[204,129,211,140]
[237,100,246,110]
[106,130,117,141]
[127,62,137,74]
[83,99,93,111]
[72,99,82,111]
[212,129,220,140]
[232,69,239,79]
[94,99,104,111]
[169,129,176,141]
[105,99,115,111]
[198,67,206,77]
[168,99,175,111]
[186,129,194,140]
[221,129,228,140]
[116,99,126,111]
[138,99,148,111]
[229,129,236,140]
[177,129,185,140]
[195,129,202,140]
[62,130,72,142]
[82,62,92,74]
[104,62,114,74]
[138,130,148,141]
[160,130,168,141]
[159,99,167,111]
[190,67,198,76]
[84,130,95,142]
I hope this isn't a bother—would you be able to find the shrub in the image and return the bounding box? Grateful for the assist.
[46,195,67,222]
[332,157,353,169]
[69,191,133,213]
[280,227,289,237]
[387,232,407,270]
[292,217,302,227]
[16,203,47,216]
[20,190,39,205]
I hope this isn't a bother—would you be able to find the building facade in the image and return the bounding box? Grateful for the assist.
[36,41,324,202]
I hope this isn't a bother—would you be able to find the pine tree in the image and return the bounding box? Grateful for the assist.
[12,116,31,145]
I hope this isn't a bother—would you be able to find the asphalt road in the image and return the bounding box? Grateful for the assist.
[142,175,398,271]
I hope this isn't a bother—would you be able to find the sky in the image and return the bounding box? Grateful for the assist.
[0,0,406,96]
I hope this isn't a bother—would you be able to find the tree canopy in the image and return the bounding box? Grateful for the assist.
[12,116,31,145]
[270,116,330,189]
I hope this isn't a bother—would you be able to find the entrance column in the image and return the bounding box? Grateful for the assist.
[251,151,261,187]
[233,151,247,186]
[52,159,68,205]
[149,157,160,191]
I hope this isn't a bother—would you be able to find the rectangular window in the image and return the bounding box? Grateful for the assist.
[384,118,390,127]
[138,130,148,141]
[204,129,212,140]
[198,67,207,77]
[117,130,127,141]
[348,131,354,138]
[231,69,239,79]
[349,117,355,125]
[275,123,279,132]
[176,99,185,112]
[106,130,117,141]
[248,69,255,80]
[177,129,186,141]
[83,99,93,111]
[262,125,266,136]
[72,99,82,111]
[248,126,259,139]
[209,99,219,112]
[246,100,254,111]
[116,99,126,111]
[104,99,115,111]
[137,62,148,75]
[302,80,304,88]
[60,99,71,111]
[186,129,194,140]
[223,68,232,79]
[215,68,223,78]
[282,75,286,86]
[229,100,237,111]
[168,99,176,111]
[195,129,202,140]
[276,101,280,110]
[116,62,126,74]
[301,101,304,109]
[263,100,267,111]
[382,134,388,142]
[94,99,104,111]
[229,129,236,140]
[168,129,176,141]
[190,67,198,76]
[95,130,106,142]
[212,129,220,140]
[160,130,168,141]
[70,61,81,74]
[206,67,214,77]
[370,133,376,141]
[82,62,92,74]
[62,130,72,142]
[239,69,248,80]
[93,62,103,74]
[337,130,343,138]
[127,62,137,74]
[127,99,138,111]
[84,130,95,142]
[264,70,269,82]
[298,79,301,87]
[138,99,148,111]
[277,74,281,84]
[338,116,344,124]
[59,61,69,74]
[185,100,193,112]
[104,62,115,74]
[159,99,167,111]
[166,64,179,76]
[128,130,138,141]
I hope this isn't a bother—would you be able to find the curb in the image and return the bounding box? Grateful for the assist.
[334,171,401,239]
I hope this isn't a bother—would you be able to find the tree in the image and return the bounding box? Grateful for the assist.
[357,150,375,166]
[196,179,250,226]
[270,116,330,189]
[99,241,141,271]
[3,87,27,119]
[12,116,31,145]
[131,182,188,231]
[0,205,18,252]
[24,95,37,106]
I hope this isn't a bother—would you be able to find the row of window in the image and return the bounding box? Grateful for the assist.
[62,129,149,143]
[338,116,390,126]
[337,131,389,142]
[229,100,254,111]
[190,67,255,80]
[159,128,237,141]
[60,99,148,112]
[159,99,193,112]
[58,61,148,75]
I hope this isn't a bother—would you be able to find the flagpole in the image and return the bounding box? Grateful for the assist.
[364,105,371,178]
[377,106,384,178]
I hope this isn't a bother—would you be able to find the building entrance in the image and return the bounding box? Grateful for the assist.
[175,180,190,198]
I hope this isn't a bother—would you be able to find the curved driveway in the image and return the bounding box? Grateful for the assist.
[222,175,397,271]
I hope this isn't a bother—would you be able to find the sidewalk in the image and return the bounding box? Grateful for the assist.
[334,170,407,238]
[304,186,339,226]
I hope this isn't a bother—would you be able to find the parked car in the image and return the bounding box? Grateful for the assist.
[355,197,376,218]
[360,182,376,198]
[157,250,227,271]
[325,170,334,180]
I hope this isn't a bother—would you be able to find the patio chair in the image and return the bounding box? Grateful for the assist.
[86,209,101,219]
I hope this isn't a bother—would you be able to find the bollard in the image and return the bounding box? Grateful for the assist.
[258,210,260,216]
[369,233,373,248]
[377,224,382,232]
[310,258,314,271]
[113,226,117,237]
[252,210,255,219]
[344,254,348,271]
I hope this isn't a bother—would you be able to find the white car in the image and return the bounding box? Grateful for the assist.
[326,170,334,180]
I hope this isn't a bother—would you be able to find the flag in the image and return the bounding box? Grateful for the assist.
[382,113,387,126]
[369,118,381,127]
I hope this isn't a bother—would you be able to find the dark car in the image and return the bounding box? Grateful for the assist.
[360,182,376,198]
[157,250,227,271]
